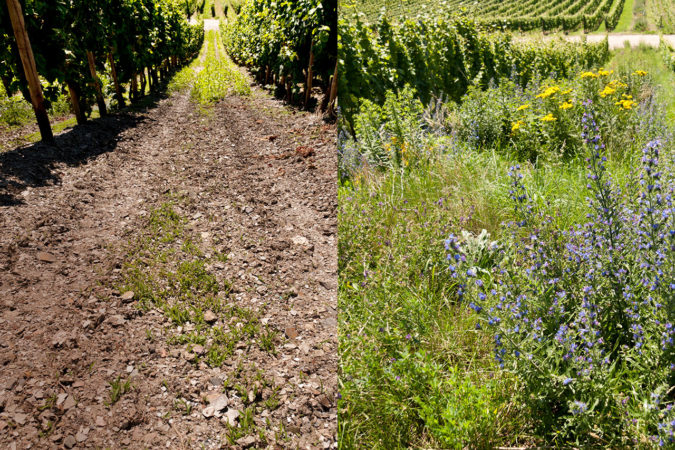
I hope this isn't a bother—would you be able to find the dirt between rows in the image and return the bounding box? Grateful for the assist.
[0,83,337,449]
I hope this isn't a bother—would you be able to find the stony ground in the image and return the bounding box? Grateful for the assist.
[0,76,336,448]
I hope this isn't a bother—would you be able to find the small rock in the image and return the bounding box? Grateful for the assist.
[13,413,27,425]
[203,310,217,323]
[95,416,105,427]
[222,409,240,426]
[52,331,73,348]
[62,395,76,411]
[202,405,216,418]
[284,327,299,340]
[75,431,87,443]
[0,420,6,431]
[209,394,228,412]
[108,315,126,327]
[37,252,56,263]
[82,320,93,330]
[236,436,256,448]
[193,345,205,355]
[291,236,308,246]
[120,291,135,303]
[63,435,76,449]
[317,394,331,410]
[209,376,223,387]
[56,393,68,406]
[295,146,315,158]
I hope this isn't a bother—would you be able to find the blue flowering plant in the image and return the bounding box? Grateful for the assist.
[448,103,675,445]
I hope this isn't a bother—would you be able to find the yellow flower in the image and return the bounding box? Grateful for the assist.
[561,88,573,95]
[615,99,635,110]
[540,113,556,122]
[580,71,598,79]
[600,85,616,97]
[634,70,648,76]
[511,120,524,132]
[597,68,613,76]
[622,94,633,99]
[517,103,530,111]
[536,86,560,99]
[559,101,573,110]
[607,80,627,89]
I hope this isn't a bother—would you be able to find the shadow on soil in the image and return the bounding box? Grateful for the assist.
[0,90,169,207]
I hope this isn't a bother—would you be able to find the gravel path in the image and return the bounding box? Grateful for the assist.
[579,33,669,49]
[516,33,675,49]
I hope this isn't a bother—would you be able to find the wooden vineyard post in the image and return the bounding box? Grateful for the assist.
[130,71,138,102]
[108,52,125,107]
[140,69,147,96]
[151,66,159,91]
[66,81,86,125]
[5,0,53,142]
[86,50,107,116]
[328,61,338,116]
[304,41,314,108]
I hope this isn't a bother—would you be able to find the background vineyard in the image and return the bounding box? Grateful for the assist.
[340,0,675,33]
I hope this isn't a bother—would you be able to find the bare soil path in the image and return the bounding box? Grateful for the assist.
[0,77,336,448]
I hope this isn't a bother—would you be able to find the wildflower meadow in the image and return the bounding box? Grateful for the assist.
[338,10,675,447]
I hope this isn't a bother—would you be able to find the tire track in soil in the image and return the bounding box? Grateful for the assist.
[0,82,336,449]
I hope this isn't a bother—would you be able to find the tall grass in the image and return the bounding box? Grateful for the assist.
[338,146,636,447]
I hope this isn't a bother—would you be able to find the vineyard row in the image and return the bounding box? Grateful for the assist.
[0,0,204,142]
[338,15,611,125]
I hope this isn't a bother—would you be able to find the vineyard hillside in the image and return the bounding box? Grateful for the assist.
[341,0,675,33]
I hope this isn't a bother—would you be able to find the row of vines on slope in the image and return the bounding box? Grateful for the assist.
[344,0,626,32]
[0,0,204,141]
[222,0,337,113]
[338,15,610,126]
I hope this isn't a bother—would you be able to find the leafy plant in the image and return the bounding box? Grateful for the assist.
[107,376,132,406]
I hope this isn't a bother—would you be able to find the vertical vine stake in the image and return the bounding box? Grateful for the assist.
[87,50,107,116]
[5,0,53,143]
